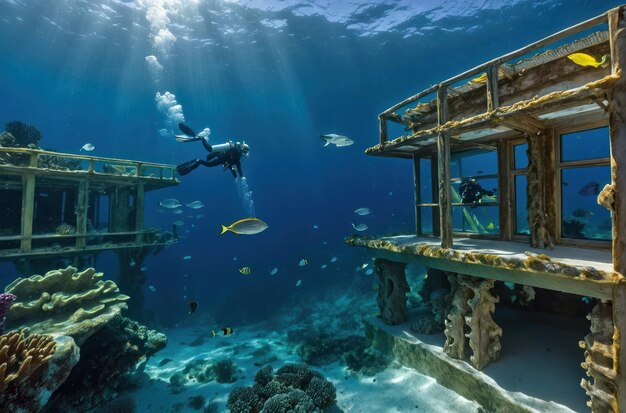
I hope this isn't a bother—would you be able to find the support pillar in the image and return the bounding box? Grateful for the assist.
[526,131,554,249]
[375,258,409,325]
[76,180,89,249]
[135,183,145,243]
[437,84,453,248]
[19,174,35,253]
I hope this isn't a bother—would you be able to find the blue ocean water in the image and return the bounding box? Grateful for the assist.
[0,1,619,411]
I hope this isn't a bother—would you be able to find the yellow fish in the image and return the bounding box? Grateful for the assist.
[239,267,252,275]
[468,72,487,84]
[220,218,269,235]
[567,53,609,68]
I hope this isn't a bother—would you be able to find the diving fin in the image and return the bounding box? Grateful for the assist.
[175,135,203,143]
[176,159,200,176]
[178,122,197,137]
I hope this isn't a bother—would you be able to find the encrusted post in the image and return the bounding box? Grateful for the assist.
[526,131,554,249]
[19,173,35,253]
[580,300,617,412]
[609,6,626,279]
[75,180,89,249]
[444,273,472,359]
[459,276,502,370]
[135,182,145,243]
[437,84,452,248]
[374,258,409,325]
[413,154,421,235]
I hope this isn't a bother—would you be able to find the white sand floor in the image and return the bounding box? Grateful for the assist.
[131,325,482,413]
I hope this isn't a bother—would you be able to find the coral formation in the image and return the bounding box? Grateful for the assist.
[0,329,56,392]
[0,331,79,412]
[4,266,130,345]
[296,333,362,366]
[341,339,391,376]
[5,121,42,148]
[0,293,16,333]
[227,363,336,413]
[44,315,166,412]
[55,223,76,235]
[169,357,237,393]
[375,258,409,325]
[597,183,615,211]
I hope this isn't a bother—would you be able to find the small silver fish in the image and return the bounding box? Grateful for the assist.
[130,259,136,267]
[365,268,374,275]
[183,255,192,260]
[355,207,371,216]
[220,218,268,235]
[330,257,338,263]
[173,220,184,226]
[296,279,302,287]
[173,209,183,214]
[148,285,157,292]
[321,264,328,269]
[80,143,95,152]
[270,267,279,275]
[352,223,368,231]
[160,198,182,209]
[298,259,308,266]
[186,200,205,209]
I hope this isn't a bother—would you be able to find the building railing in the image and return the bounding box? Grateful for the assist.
[378,9,611,145]
[0,147,178,180]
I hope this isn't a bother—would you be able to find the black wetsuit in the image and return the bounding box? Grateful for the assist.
[177,141,244,178]
[460,179,494,207]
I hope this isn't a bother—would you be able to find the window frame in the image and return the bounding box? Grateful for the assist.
[507,138,531,241]
[555,121,611,247]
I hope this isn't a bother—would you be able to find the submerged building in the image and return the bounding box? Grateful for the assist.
[0,144,178,317]
[349,5,626,413]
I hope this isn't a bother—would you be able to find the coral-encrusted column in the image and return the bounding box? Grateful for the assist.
[444,273,471,359]
[374,259,409,325]
[459,276,502,370]
[580,301,617,412]
[608,6,626,412]
[444,274,502,370]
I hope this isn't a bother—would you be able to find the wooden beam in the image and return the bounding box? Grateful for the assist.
[413,154,421,235]
[76,180,89,249]
[379,115,388,144]
[135,183,145,243]
[431,154,440,236]
[613,281,626,412]
[437,85,453,248]
[486,65,499,111]
[608,5,626,279]
[19,174,35,253]
[499,113,546,135]
[497,141,510,240]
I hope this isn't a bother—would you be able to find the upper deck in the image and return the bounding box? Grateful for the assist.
[370,12,612,158]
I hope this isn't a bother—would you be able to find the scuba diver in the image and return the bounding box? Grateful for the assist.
[175,123,249,178]
[459,178,497,207]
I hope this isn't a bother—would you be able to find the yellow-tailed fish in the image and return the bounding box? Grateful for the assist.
[567,53,609,68]
[468,73,487,84]
[239,267,252,275]
[220,218,269,235]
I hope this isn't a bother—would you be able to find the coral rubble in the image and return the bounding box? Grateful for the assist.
[4,266,130,345]
[169,357,237,394]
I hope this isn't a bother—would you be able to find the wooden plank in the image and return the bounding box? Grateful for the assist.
[497,141,510,240]
[430,155,440,236]
[135,183,145,243]
[438,133,453,248]
[75,180,89,249]
[379,115,388,144]
[486,65,499,111]
[19,174,35,253]
[413,154,421,235]
[609,5,626,280]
